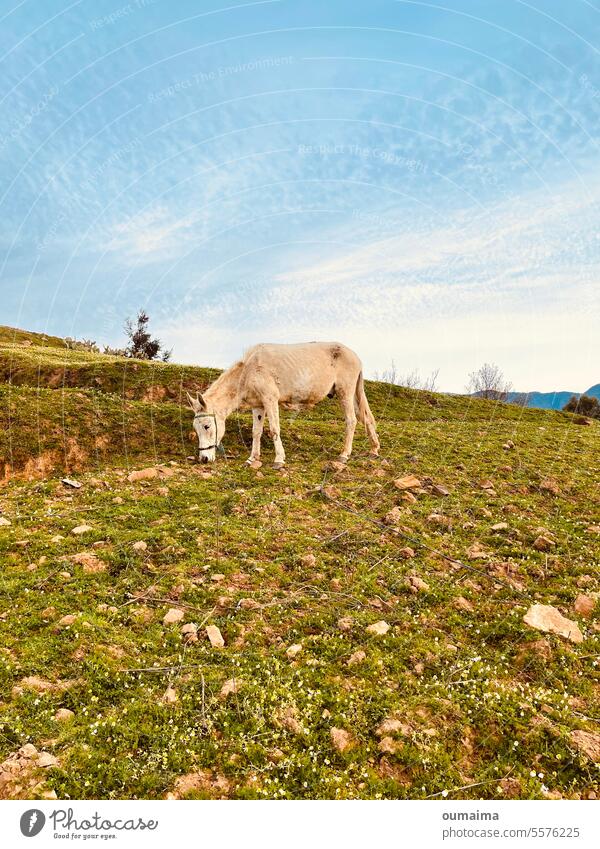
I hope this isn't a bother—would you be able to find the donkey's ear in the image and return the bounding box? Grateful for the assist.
[196,392,207,410]
[185,390,201,412]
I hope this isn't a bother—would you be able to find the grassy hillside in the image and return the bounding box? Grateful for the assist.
[0,331,599,801]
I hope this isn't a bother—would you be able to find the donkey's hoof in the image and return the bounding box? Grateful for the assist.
[272,462,285,470]
[337,455,349,464]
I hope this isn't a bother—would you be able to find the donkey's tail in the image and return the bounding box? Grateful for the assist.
[354,371,380,455]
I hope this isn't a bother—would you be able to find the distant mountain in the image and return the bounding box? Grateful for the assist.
[506,384,600,410]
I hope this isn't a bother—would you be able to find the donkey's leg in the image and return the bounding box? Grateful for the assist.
[263,398,286,468]
[246,407,265,463]
[338,392,357,462]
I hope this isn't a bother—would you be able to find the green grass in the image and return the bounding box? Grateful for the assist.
[0,331,599,800]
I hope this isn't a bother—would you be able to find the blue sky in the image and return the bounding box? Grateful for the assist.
[1,0,599,391]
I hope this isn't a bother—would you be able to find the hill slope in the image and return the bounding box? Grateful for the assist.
[0,331,599,801]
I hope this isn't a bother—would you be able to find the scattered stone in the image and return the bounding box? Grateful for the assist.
[300,553,316,568]
[41,607,57,619]
[400,491,417,504]
[61,478,82,489]
[157,486,170,496]
[479,479,495,490]
[378,736,400,754]
[239,598,260,610]
[286,643,302,659]
[540,478,560,495]
[337,616,354,632]
[517,638,552,663]
[431,484,450,496]
[0,517,12,527]
[55,708,74,722]
[206,624,225,648]
[210,573,225,582]
[330,727,354,753]
[163,608,184,626]
[454,596,474,613]
[574,594,596,619]
[384,506,404,526]
[220,678,242,699]
[570,730,600,762]
[132,540,147,553]
[502,440,515,451]
[37,752,59,768]
[393,474,421,490]
[491,522,509,532]
[71,525,92,535]
[366,620,390,636]
[427,513,452,528]
[408,575,429,593]
[181,622,198,643]
[69,552,107,573]
[50,535,64,543]
[162,686,178,704]
[586,525,600,534]
[57,614,76,628]
[347,649,366,666]
[127,467,158,482]
[375,717,411,737]
[533,535,556,551]
[467,543,489,560]
[398,546,415,559]
[275,706,303,735]
[112,496,124,504]
[523,604,583,643]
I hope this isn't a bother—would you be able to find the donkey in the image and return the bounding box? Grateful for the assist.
[186,342,380,467]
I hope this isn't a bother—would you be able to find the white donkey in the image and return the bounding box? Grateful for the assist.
[186,342,380,467]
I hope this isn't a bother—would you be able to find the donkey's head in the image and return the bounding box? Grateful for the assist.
[186,392,226,463]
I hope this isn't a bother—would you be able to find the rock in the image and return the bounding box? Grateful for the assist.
[401,491,417,504]
[347,650,366,666]
[113,496,124,504]
[375,717,411,737]
[393,474,421,491]
[366,620,390,636]
[454,596,474,613]
[163,608,184,626]
[70,552,107,573]
[71,525,92,535]
[239,598,260,610]
[384,506,404,526]
[574,594,596,619]
[41,606,57,619]
[533,535,556,551]
[398,546,415,559]
[220,678,242,699]
[586,525,600,534]
[162,686,178,704]
[55,708,74,722]
[523,604,583,643]
[57,614,76,628]
[286,643,302,659]
[210,573,225,582]
[337,616,354,632]
[206,624,225,647]
[61,478,82,489]
[491,522,509,532]
[157,486,169,496]
[502,440,515,450]
[431,484,450,496]
[570,730,600,761]
[275,706,303,735]
[479,479,495,490]
[408,575,429,592]
[181,622,198,643]
[467,543,489,560]
[517,638,552,663]
[19,744,38,759]
[300,553,316,568]
[37,752,59,768]
[0,517,12,527]
[540,478,560,495]
[132,540,147,552]
[378,736,400,754]
[330,727,354,753]
[127,467,158,482]
[427,513,452,528]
